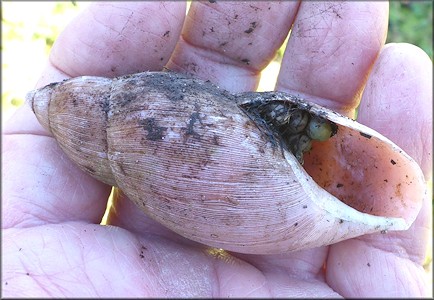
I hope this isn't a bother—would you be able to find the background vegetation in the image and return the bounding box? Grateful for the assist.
[1,1,432,293]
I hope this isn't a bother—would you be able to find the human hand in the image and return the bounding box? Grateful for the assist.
[3,1,432,297]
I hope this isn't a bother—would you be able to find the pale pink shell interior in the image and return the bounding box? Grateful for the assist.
[303,119,424,225]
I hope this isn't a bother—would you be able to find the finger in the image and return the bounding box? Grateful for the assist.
[326,43,432,297]
[3,223,274,298]
[107,185,333,292]
[358,42,432,270]
[47,2,186,84]
[276,1,389,115]
[167,1,299,92]
[105,190,341,297]
[3,2,187,227]
[357,43,432,179]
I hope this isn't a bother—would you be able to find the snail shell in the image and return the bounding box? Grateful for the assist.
[26,71,425,254]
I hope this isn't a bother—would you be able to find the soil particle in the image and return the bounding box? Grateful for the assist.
[182,104,203,141]
[360,132,372,139]
[249,5,261,11]
[244,21,257,34]
[213,134,220,146]
[140,118,167,141]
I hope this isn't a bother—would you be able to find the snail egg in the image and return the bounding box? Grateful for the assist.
[287,110,309,133]
[306,116,334,141]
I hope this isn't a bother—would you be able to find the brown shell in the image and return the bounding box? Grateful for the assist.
[26,71,425,254]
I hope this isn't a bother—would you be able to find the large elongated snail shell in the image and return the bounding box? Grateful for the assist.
[26,71,425,254]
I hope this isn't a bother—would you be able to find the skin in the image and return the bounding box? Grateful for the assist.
[2,1,432,297]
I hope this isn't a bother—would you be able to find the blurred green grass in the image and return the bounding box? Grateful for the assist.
[388,0,433,59]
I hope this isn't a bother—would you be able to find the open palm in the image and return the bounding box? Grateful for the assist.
[3,2,432,297]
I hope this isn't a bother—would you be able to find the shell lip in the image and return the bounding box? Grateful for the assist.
[239,93,425,232]
[282,149,412,232]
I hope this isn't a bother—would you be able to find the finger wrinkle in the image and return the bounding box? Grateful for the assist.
[354,234,422,265]
[246,278,269,297]
[49,47,80,79]
[93,8,169,45]
[181,34,261,74]
[161,2,186,21]
[192,2,260,25]
[193,1,239,23]
[6,195,63,228]
[2,197,46,229]
[3,131,53,140]
[210,259,221,298]
[87,11,136,51]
